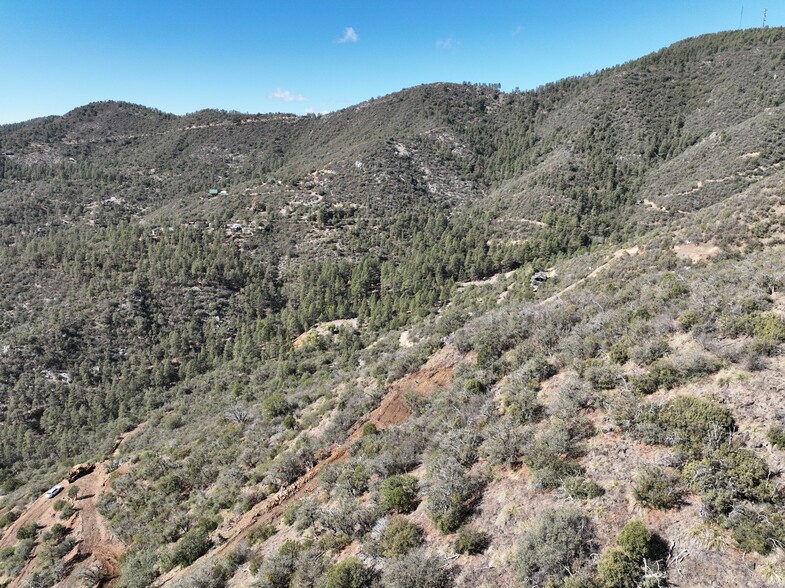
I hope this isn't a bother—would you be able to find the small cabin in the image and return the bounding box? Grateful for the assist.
[209,188,219,196]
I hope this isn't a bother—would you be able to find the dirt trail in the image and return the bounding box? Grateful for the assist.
[59,462,125,587]
[538,246,641,306]
[660,159,785,201]
[158,346,464,586]
[0,427,141,588]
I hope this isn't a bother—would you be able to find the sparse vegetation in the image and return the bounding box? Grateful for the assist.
[2,25,785,588]
[512,508,596,587]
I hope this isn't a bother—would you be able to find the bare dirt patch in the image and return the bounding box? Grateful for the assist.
[293,318,359,349]
[673,242,722,262]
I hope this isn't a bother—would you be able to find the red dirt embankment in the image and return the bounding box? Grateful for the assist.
[158,345,465,586]
[0,427,141,588]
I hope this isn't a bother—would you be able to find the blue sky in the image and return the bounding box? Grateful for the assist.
[1,1,781,124]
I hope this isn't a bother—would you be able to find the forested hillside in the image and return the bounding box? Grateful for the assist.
[2,28,785,588]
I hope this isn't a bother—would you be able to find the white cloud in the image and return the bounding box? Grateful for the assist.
[269,88,307,103]
[338,27,359,44]
[436,37,460,50]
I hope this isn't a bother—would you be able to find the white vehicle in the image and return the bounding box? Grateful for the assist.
[45,485,63,499]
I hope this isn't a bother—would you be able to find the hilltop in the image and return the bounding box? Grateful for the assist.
[1,27,785,588]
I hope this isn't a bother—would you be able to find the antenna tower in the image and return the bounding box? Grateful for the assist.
[763,8,768,27]
[739,5,744,28]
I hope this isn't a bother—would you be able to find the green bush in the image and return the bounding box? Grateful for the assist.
[585,363,620,391]
[255,541,301,588]
[283,503,300,526]
[596,548,640,588]
[163,413,184,430]
[633,355,721,396]
[262,392,291,419]
[424,457,480,534]
[608,343,629,365]
[16,523,37,541]
[728,508,785,554]
[616,519,651,560]
[633,465,681,509]
[522,354,558,384]
[512,507,595,587]
[464,378,486,394]
[334,462,371,497]
[380,550,452,588]
[454,526,490,555]
[683,444,773,513]
[377,516,424,557]
[630,338,670,366]
[319,533,353,553]
[325,557,376,588]
[59,502,76,520]
[1,477,22,493]
[658,396,734,451]
[563,476,605,500]
[630,307,653,322]
[117,547,158,588]
[525,449,584,492]
[292,498,322,531]
[167,527,213,569]
[767,424,785,449]
[248,524,277,545]
[479,417,526,467]
[433,507,470,535]
[0,510,20,529]
[677,311,699,331]
[45,523,70,543]
[380,474,419,514]
[361,422,378,437]
[503,387,543,424]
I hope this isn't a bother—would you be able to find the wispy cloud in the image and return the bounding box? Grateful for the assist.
[338,27,359,44]
[269,88,307,103]
[435,37,460,50]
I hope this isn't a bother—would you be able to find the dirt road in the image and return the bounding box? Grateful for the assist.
[0,428,140,587]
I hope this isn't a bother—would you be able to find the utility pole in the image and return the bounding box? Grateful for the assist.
[739,5,744,29]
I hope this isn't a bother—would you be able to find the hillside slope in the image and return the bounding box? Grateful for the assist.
[2,27,785,588]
